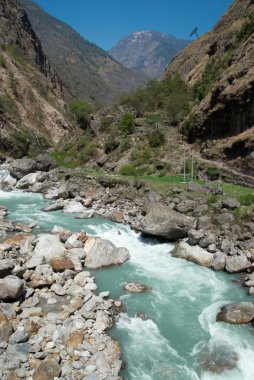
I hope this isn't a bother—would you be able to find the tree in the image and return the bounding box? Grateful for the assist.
[119,112,135,135]
[190,27,199,39]
[69,100,92,130]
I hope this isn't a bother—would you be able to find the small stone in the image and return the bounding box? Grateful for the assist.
[124,282,152,293]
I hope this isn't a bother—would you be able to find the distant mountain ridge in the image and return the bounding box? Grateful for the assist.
[109,30,190,78]
[19,0,148,104]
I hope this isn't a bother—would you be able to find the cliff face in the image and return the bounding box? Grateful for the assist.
[165,0,254,173]
[0,0,72,157]
[109,31,189,79]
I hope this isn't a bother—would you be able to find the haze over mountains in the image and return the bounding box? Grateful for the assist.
[109,31,190,78]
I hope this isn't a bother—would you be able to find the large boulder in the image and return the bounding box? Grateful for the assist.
[35,154,56,172]
[140,202,196,240]
[0,169,17,190]
[64,201,86,214]
[33,358,61,380]
[9,158,37,179]
[198,340,238,374]
[17,172,40,189]
[34,234,66,261]
[0,259,15,278]
[216,302,254,324]
[0,276,24,300]
[172,241,213,268]
[84,237,130,269]
[225,254,251,273]
[222,198,241,210]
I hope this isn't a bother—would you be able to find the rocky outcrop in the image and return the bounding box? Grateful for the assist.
[217,302,254,324]
[140,202,196,240]
[165,0,254,173]
[172,241,213,268]
[84,237,130,269]
[0,0,72,156]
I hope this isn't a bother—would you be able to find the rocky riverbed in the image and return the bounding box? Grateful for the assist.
[1,155,254,379]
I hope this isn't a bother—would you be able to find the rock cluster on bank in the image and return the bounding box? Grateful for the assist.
[0,201,128,379]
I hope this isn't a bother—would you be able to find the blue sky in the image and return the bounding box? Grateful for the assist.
[33,0,234,50]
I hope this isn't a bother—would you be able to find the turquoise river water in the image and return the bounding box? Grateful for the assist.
[1,190,254,380]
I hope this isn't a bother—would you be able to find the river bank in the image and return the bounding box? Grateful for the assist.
[1,156,254,379]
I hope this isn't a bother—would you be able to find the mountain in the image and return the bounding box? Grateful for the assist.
[109,31,190,78]
[165,0,254,173]
[19,0,148,104]
[0,0,72,157]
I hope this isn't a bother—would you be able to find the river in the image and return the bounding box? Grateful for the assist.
[1,190,254,380]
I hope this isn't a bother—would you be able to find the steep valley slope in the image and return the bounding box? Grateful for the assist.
[165,0,254,174]
[19,0,148,104]
[0,0,74,158]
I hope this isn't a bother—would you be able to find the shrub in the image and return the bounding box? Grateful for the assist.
[148,130,165,147]
[237,12,254,42]
[207,194,218,208]
[119,112,135,135]
[0,54,5,68]
[207,167,222,180]
[120,165,137,176]
[100,116,112,130]
[69,100,92,130]
[104,138,119,153]
[120,137,132,152]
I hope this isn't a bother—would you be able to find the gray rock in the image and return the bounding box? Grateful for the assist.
[43,201,65,212]
[124,282,152,293]
[34,234,66,261]
[75,209,95,219]
[212,251,227,271]
[140,202,196,240]
[176,199,198,213]
[64,201,86,214]
[84,237,130,269]
[187,182,203,192]
[188,229,204,246]
[197,216,212,230]
[199,232,216,248]
[36,154,56,171]
[10,158,37,179]
[226,255,251,273]
[217,302,254,324]
[216,213,235,225]
[172,241,213,268]
[0,313,13,343]
[0,275,24,300]
[17,172,40,189]
[0,259,14,278]
[222,198,241,210]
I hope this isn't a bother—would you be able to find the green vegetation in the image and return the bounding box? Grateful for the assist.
[147,129,165,147]
[0,93,20,124]
[194,52,233,102]
[100,116,112,130]
[238,193,254,206]
[119,112,135,135]
[207,166,222,180]
[120,73,193,123]
[3,45,28,68]
[207,194,218,208]
[237,12,254,42]
[104,138,119,153]
[69,100,92,130]
[120,165,138,176]
[51,132,98,168]
[0,54,6,68]
[233,206,252,220]
[120,137,132,152]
